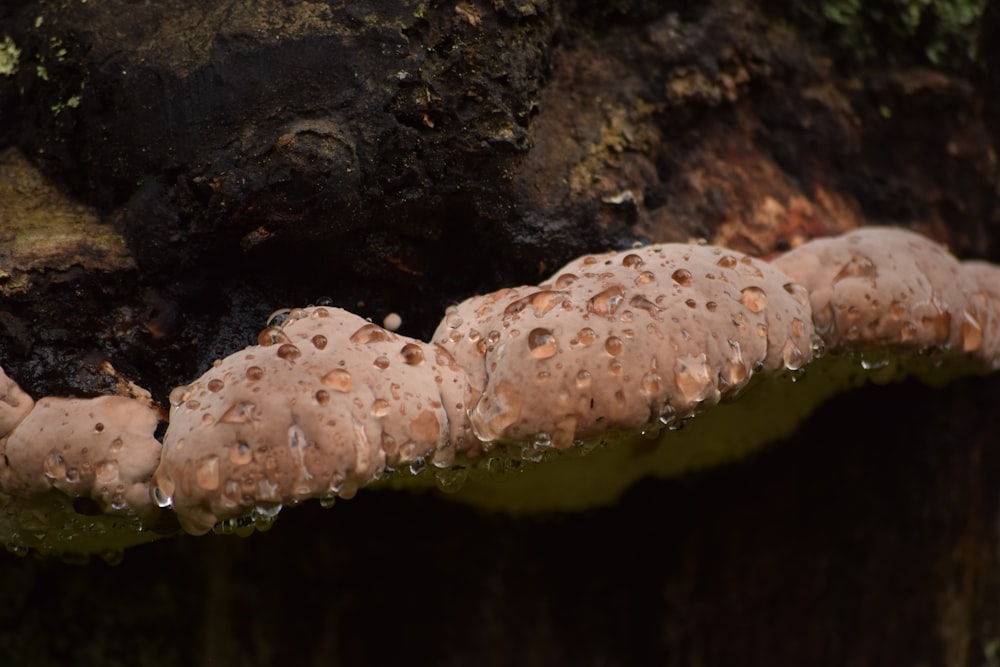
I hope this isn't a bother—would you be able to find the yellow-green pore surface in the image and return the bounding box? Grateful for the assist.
[382,348,981,512]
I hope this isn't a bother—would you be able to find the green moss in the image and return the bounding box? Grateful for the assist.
[0,35,20,76]
[815,0,988,71]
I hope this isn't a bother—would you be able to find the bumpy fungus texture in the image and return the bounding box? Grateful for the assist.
[1,227,999,554]
[435,244,815,448]
[155,309,476,534]
[0,373,163,557]
[772,227,1000,363]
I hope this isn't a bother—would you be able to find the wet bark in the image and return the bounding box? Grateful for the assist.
[1,0,999,665]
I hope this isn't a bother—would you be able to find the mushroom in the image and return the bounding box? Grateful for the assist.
[0,371,163,557]
[154,306,476,535]
[771,227,994,358]
[2,227,999,553]
[434,242,816,451]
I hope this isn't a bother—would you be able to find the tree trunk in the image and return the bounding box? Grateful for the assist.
[1,1,998,665]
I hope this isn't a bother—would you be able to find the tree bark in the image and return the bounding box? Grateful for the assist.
[1,0,998,665]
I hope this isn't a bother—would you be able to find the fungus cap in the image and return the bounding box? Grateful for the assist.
[771,227,991,359]
[156,306,475,534]
[435,243,816,450]
[0,395,162,519]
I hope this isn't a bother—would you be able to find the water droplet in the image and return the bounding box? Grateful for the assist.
[320,494,337,509]
[723,339,748,385]
[207,378,225,393]
[685,299,697,309]
[622,253,644,269]
[791,318,806,338]
[833,254,877,282]
[716,255,738,269]
[168,385,191,406]
[961,311,983,352]
[782,282,810,308]
[810,335,827,358]
[737,256,764,278]
[95,460,119,484]
[520,445,545,463]
[409,456,427,475]
[65,468,80,483]
[587,285,626,317]
[350,323,392,344]
[109,493,127,511]
[470,380,524,442]
[576,370,592,389]
[675,353,713,403]
[432,442,457,468]
[322,368,353,392]
[310,334,328,350]
[554,273,578,288]
[657,403,676,426]
[604,336,624,356]
[258,327,291,347]
[246,366,264,381]
[230,441,253,466]
[196,456,221,491]
[220,401,256,424]
[151,484,173,508]
[109,437,123,453]
[574,327,597,347]
[400,343,425,365]
[276,343,301,361]
[434,467,468,493]
[781,340,806,371]
[629,295,662,318]
[921,310,952,344]
[739,286,768,313]
[311,389,329,406]
[636,270,656,285]
[252,503,282,530]
[528,328,559,359]
[373,355,390,369]
[266,308,292,328]
[371,399,391,418]
[531,290,565,315]
[671,268,693,286]
[860,355,890,371]
[43,452,66,480]
[641,372,663,397]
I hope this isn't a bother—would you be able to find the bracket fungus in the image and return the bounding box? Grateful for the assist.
[0,377,164,558]
[1,226,998,555]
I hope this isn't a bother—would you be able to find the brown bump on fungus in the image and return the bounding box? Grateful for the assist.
[435,243,816,452]
[155,306,475,535]
[0,391,163,556]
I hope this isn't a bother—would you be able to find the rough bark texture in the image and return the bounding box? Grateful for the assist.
[1,0,999,665]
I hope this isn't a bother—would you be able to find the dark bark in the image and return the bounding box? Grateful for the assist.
[0,0,998,665]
